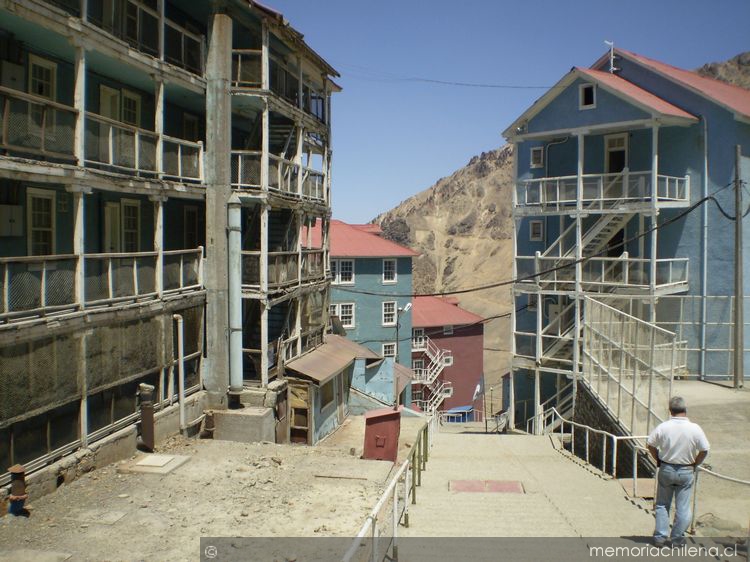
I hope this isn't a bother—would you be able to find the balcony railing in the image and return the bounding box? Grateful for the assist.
[231,151,325,202]
[241,251,299,288]
[515,170,690,211]
[0,86,77,160]
[85,112,158,175]
[162,135,203,182]
[1,248,203,323]
[515,254,690,292]
[301,250,325,282]
[230,49,327,124]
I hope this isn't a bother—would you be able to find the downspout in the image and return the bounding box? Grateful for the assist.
[173,314,186,432]
[700,117,709,380]
[228,193,244,394]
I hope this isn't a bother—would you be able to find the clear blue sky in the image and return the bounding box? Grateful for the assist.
[267,0,749,223]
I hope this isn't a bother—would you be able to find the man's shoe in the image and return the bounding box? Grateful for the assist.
[653,538,666,547]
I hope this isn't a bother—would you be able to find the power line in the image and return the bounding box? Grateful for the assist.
[335,181,734,300]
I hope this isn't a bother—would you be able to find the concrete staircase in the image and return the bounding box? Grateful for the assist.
[401,428,654,537]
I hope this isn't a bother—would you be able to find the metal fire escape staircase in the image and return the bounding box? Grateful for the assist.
[411,336,452,413]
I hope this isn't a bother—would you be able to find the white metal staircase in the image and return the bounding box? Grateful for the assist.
[411,335,452,413]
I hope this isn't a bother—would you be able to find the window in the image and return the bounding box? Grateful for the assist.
[579,84,596,109]
[530,147,544,169]
[28,55,57,101]
[382,301,396,326]
[121,90,141,127]
[121,199,140,252]
[320,379,335,409]
[412,358,424,371]
[331,259,354,284]
[382,259,397,283]
[412,328,425,349]
[443,325,453,336]
[382,342,396,357]
[26,188,55,255]
[443,355,454,367]
[329,302,355,328]
[530,220,544,242]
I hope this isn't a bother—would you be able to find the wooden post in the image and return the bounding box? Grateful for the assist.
[73,47,86,166]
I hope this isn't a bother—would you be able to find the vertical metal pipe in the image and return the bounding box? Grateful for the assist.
[228,194,243,393]
[173,314,186,431]
[734,145,744,389]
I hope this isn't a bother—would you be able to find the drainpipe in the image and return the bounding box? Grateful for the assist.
[700,117,709,380]
[173,314,186,432]
[228,194,243,395]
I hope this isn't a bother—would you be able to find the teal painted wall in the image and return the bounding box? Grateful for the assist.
[331,256,413,366]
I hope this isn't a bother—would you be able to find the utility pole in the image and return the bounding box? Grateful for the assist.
[734,145,744,389]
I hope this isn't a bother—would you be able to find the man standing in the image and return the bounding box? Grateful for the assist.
[647,396,710,546]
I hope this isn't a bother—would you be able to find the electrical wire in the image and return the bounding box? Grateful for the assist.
[707,181,749,220]
[335,181,735,299]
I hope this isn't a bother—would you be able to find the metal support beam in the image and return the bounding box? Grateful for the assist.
[735,144,744,389]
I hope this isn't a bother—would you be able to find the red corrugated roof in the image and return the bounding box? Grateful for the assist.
[412,296,484,328]
[311,220,418,257]
[612,49,750,120]
[575,67,698,121]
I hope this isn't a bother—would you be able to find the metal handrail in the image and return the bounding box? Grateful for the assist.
[342,416,437,562]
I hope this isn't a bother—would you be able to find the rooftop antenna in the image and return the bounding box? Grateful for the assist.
[604,40,619,73]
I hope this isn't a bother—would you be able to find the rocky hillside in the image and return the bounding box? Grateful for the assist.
[373,52,750,397]
[696,51,750,89]
[373,146,516,394]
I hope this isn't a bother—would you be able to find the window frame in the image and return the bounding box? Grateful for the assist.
[412,358,424,371]
[26,187,56,256]
[530,146,544,169]
[529,219,544,242]
[121,89,142,127]
[443,324,453,336]
[382,342,396,358]
[331,259,354,285]
[443,356,454,367]
[28,54,57,102]
[382,301,397,327]
[121,198,141,252]
[382,258,397,284]
[579,83,596,110]
[320,379,335,410]
[183,112,200,142]
[183,205,201,248]
[330,302,355,329]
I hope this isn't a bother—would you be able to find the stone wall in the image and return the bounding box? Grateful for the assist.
[572,383,654,479]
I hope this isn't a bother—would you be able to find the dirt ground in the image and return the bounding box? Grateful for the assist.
[0,415,427,562]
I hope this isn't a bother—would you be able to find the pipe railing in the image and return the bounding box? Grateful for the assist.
[0,86,78,160]
[531,406,652,496]
[162,135,204,182]
[84,112,158,175]
[342,416,437,562]
[0,247,203,322]
[516,171,690,210]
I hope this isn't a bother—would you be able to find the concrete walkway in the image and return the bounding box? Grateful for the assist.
[402,425,654,538]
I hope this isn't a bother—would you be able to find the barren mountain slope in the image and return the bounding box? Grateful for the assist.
[373,146,515,394]
[372,51,750,401]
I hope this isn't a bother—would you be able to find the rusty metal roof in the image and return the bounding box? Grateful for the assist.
[285,335,378,384]
[394,363,416,394]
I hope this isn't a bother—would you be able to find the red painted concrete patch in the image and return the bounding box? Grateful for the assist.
[449,480,524,493]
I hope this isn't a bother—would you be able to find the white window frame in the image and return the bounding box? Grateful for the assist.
[121,89,142,127]
[530,146,544,169]
[443,356,454,367]
[604,133,629,174]
[28,54,57,102]
[331,259,354,285]
[26,187,56,256]
[382,258,397,284]
[529,219,544,242]
[121,198,141,252]
[382,342,396,358]
[579,83,596,110]
[443,325,453,336]
[382,301,397,327]
[330,302,355,329]
[412,358,424,371]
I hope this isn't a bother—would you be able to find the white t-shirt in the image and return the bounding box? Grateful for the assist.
[647,416,710,465]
